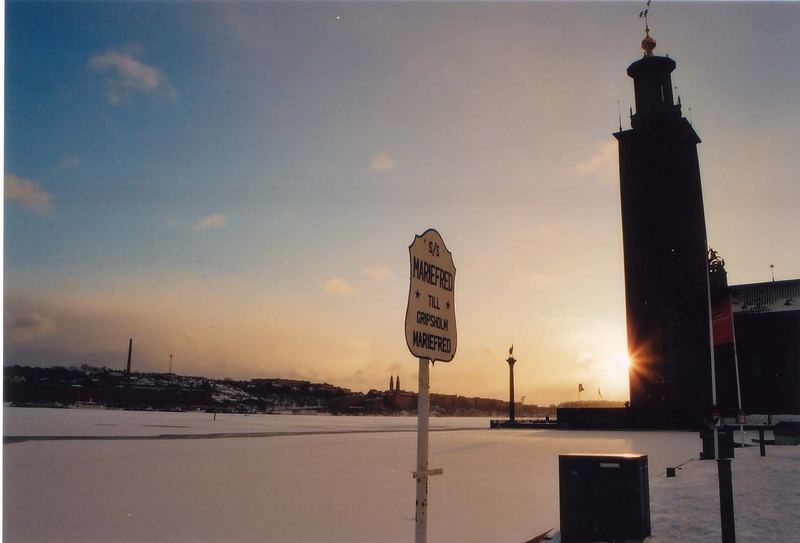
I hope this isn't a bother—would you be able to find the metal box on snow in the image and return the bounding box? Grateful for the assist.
[700,428,734,459]
[559,453,650,543]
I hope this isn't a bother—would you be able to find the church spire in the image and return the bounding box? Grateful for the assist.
[390,375,394,392]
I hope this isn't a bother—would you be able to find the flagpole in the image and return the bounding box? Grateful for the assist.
[706,253,736,543]
[704,254,719,452]
[729,292,745,443]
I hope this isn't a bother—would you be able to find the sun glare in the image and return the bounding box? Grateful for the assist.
[610,352,632,372]
[593,352,631,401]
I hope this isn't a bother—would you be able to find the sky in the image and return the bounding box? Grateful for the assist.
[4,1,800,405]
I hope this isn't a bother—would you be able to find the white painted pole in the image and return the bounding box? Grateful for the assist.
[415,357,430,543]
[730,303,745,443]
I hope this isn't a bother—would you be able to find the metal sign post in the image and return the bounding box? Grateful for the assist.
[414,356,431,543]
[405,229,456,543]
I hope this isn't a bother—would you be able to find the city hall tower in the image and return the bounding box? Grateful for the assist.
[614,31,713,417]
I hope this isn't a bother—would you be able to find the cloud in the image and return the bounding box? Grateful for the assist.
[510,266,556,286]
[360,265,394,284]
[58,154,81,170]
[569,141,617,179]
[89,44,176,104]
[371,153,398,172]
[530,273,557,285]
[324,277,354,296]
[576,351,597,368]
[194,213,227,230]
[5,172,52,213]
[5,311,57,343]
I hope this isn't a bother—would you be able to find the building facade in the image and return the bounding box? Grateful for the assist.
[729,280,800,415]
[614,34,713,417]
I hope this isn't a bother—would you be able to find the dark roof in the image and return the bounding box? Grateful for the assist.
[730,279,800,314]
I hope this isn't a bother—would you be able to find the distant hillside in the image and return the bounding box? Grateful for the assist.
[3,365,557,417]
[4,365,350,413]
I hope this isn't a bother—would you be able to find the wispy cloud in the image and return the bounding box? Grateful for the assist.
[5,172,52,213]
[371,153,398,172]
[89,44,176,105]
[5,311,57,343]
[569,141,617,179]
[360,265,394,284]
[324,277,354,296]
[194,213,227,230]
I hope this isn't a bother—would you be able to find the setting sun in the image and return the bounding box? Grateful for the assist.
[609,352,632,373]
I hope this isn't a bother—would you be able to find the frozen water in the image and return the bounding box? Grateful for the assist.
[4,408,798,542]
[3,407,487,437]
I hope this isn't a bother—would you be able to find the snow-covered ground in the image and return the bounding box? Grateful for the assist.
[648,443,800,542]
[3,408,798,542]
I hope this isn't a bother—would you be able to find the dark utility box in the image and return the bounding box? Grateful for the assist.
[700,428,735,459]
[559,453,651,543]
[774,421,800,445]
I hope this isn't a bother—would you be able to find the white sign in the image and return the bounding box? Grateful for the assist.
[405,229,457,362]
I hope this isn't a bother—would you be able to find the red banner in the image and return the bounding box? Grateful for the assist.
[712,299,734,346]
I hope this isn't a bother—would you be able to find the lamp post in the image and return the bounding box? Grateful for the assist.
[507,347,516,423]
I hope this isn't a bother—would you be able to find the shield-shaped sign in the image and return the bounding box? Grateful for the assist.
[405,229,457,362]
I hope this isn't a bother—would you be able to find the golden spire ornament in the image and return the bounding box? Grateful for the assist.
[639,0,656,56]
